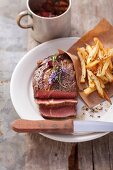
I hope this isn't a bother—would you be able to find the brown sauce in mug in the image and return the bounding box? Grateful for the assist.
[34,0,69,17]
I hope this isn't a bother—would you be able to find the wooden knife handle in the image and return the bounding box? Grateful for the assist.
[11,119,74,134]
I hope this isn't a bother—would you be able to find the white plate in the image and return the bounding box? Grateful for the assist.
[10,37,113,143]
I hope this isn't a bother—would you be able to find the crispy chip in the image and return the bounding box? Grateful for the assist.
[96,62,103,77]
[98,78,105,88]
[99,75,108,83]
[86,60,100,69]
[77,37,113,103]
[99,50,104,59]
[108,48,113,56]
[101,57,111,76]
[77,47,87,62]
[94,37,105,53]
[103,91,111,104]
[77,51,86,83]
[86,44,92,54]
[88,71,104,97]
[87,41,99,64]
[109,60,113,70]
[106,69,113,82]
[87,70,95,88]
[84,87,96,95]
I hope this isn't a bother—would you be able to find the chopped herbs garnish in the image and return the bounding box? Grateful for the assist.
[48,54,68,86]
[48,71,58,84]
[50,55,57,63]
[48,67,67,85]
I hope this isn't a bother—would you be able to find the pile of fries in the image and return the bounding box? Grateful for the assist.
[77,37,113,103]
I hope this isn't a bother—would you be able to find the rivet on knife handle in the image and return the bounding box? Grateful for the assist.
[11,119,74,134]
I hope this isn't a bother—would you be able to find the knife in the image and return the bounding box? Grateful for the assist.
[11,119,113,134]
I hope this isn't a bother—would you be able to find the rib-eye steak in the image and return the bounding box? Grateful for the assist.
[32,52,77,119]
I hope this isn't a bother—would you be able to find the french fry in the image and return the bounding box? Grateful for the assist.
[87,41,99,64]
[90,72,110,101]
[84,87,96,95]
[98,78,105,88]
[94,37,105,53]
[77,47,86,54]
[86,44,92,54]
[103,91,111,104]
[96,62,103,77]
[98,75,109,83]
[77,37,113,103]
[108,48,113,57]
[86,60,100,69]
[87,70,95,88]
[109,59,113,70]
[106,69,113,82]
[101,57,111,76]
[99,50,104,59]
[77,51,86,83]
[87,70,104,98]
[77,47,87,62]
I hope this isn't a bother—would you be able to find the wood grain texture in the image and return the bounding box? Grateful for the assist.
[78,141,93,170]
[25,134,74,170]
[92,135,111,170]
[68,144,78,170]
[0,1,27,170]
[11,119,74,134]
[71,0,113,37]
[108,133,113,170]
[1,0,113,170]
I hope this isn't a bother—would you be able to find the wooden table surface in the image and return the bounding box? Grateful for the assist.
[1,0,113,170]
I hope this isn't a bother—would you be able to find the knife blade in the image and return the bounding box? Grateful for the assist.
[11,119,113,134]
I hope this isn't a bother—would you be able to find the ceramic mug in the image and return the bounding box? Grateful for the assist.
[16,0,71,42]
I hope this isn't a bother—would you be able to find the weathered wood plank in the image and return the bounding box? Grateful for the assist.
[108,133,113,170]
[1,0,113,170]
[92,135,111,170]
[71,0,113,37]
[68,144,78,170]
[25,133,74,170]
[0,1,27,170]
[78,142,93,170]
[27,30,38,50]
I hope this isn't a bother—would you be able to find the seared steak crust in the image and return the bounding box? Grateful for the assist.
[33,54,76,92]
[32,53,77,119]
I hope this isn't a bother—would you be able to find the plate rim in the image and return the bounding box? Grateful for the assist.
[10,37,109,142]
